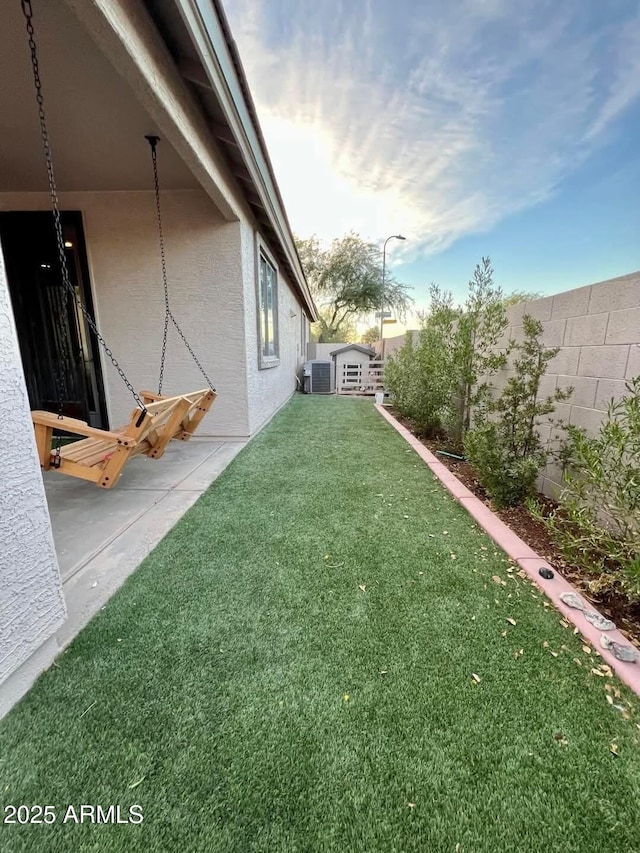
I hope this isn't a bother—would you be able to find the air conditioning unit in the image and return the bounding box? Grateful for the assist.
[303,360,333,394]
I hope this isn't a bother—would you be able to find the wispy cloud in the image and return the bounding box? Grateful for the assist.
[224,0,640,257]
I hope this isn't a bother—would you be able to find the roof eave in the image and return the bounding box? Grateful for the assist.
[171,0,318,321]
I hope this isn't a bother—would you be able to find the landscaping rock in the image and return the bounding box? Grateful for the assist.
[584,611,616,631]
[559,592,586,611]
[538,567,554,579]
[600,634,640,663]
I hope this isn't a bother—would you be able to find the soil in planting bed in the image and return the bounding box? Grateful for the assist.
[388,408,640,649]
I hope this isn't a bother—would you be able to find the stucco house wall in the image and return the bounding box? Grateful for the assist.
[242,222,307,434]
[0,0,315,717]
[0,190,251,437]
[0,251,65,696]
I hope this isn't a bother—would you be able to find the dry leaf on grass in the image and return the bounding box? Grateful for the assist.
[358,584,366,592]
[611,743,619,756]
[582,645,592,655]
[506,618,517,626]
[471,673,481,684]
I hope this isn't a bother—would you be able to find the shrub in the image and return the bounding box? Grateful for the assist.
[385,285,456,436]
[465,424,544,507]
[465,315,571,507]
[384,332,418,419]
[534,376,640,598]
[451,258,509,445]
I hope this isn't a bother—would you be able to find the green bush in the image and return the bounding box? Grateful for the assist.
[534,376,640,598]
[385,260,510,443]
[385,285,456,436]
[465,315,571,507]
[450,258,509,444]
[465,423,544,507]
[384,332,418,418]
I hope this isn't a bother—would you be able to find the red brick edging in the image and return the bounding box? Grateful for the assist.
[375,403,640,698]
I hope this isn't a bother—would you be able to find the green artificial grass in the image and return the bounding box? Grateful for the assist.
[1,395,640,852]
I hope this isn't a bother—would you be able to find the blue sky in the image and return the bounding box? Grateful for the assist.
[224,0,640,310]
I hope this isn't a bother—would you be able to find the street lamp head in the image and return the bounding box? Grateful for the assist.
[395,234,406,241]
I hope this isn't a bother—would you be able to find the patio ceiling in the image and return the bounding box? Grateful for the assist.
[0,0,200,194]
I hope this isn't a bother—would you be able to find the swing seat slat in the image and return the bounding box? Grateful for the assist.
[32,388,216,489]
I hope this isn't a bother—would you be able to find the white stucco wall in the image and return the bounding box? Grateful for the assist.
[241,222,307,433]
[0,190,250,436]
[0,250,65,687]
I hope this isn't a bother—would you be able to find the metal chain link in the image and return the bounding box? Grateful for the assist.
[147,137,216,395]
[21,0,147,450]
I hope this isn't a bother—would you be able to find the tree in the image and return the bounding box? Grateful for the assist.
[310,311,356,343]
[296,232,412,343]
[465,315,572,506]
[384,285,457,436]
[360,326,380,346]
[451,257,509,445]
[503,290,543,306]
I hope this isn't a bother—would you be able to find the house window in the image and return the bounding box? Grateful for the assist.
[258,251,278,365]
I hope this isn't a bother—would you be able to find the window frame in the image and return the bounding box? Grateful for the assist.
[255,238,280,369]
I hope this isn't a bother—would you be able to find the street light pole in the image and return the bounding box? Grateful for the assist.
[379,234,406,353]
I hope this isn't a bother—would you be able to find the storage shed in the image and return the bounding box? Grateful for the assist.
[331,345,383,395]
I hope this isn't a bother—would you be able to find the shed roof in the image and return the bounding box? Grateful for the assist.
[329,344,376,358]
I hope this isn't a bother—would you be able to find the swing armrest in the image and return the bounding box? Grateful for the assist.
[31,411,135,445]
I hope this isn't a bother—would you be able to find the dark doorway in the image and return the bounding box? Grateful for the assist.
[0,211,108,428]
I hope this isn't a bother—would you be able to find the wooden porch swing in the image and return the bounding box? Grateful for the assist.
[22,1,217,489]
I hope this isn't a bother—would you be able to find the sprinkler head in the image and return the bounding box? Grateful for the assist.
[538,567,554,580]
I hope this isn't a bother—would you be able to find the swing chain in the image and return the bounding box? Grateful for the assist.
[21,0,148,427]
[147,137,216,395]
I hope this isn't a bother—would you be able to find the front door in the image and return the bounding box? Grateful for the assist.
[0,211,108,428]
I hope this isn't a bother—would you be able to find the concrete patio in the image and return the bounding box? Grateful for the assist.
[45,437,246,648]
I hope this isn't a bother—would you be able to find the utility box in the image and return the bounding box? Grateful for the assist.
[303,360,334,394]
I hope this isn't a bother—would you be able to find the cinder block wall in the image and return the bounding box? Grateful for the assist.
[498,272,640,497]
[383,272,640,499]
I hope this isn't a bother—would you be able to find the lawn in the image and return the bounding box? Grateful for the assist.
[1,395,639,852]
